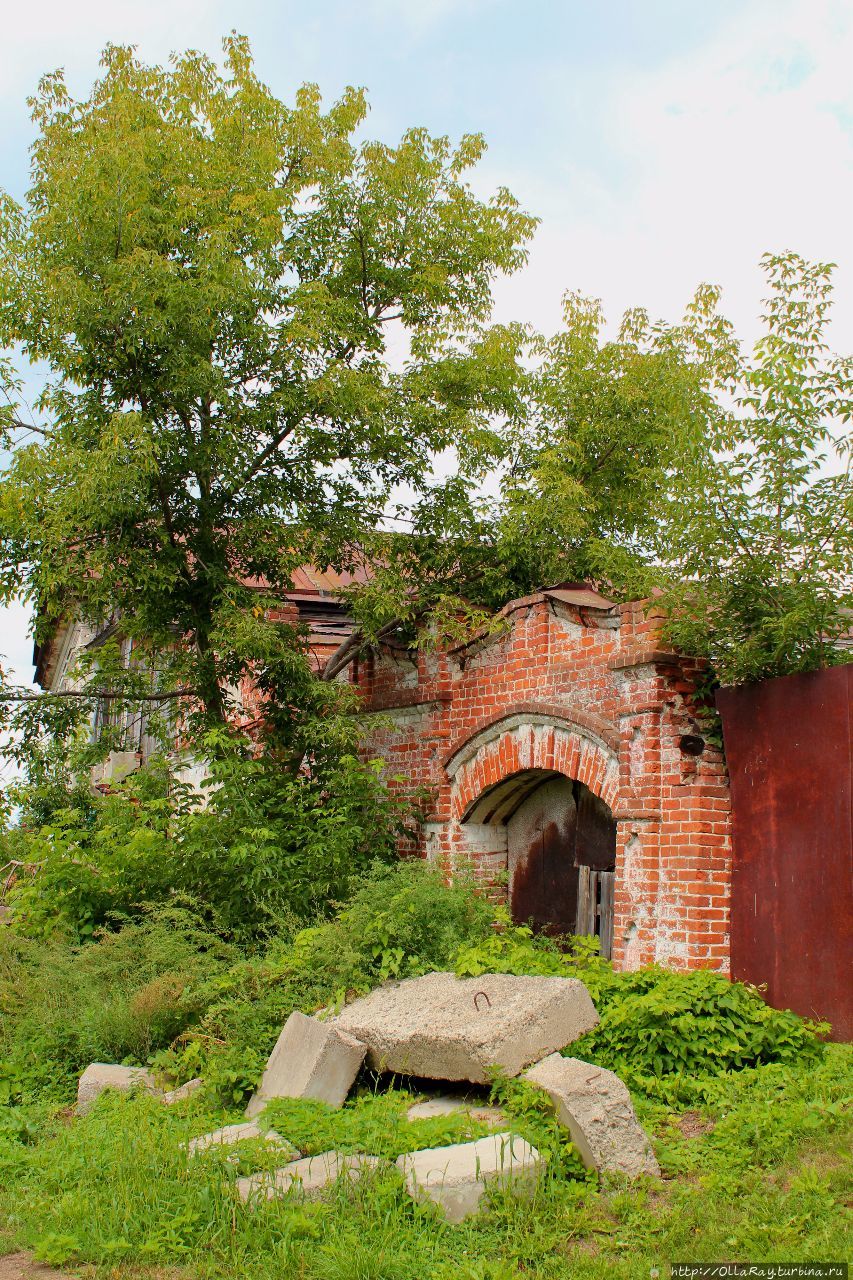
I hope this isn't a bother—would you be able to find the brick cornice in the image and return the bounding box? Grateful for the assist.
[361,691,452,713]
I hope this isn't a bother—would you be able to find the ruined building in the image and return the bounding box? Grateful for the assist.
[35,577,733,975]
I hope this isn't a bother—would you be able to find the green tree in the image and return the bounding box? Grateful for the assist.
[659,252,853,685]
[493,289,724,595]
[334,291,722,645]
[0,37,533,740]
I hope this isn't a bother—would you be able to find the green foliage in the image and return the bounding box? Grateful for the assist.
[313,855,496,985]
[572,966,828,1100]
[0,902,235,1102]
[172,734,408,940]
[262,1091,500,1161]
[455,909,612,990]
[3,727,409,942]
[0,35,533,741]
[2,761,176,940]
[493,291,717,596]
[657,252,853,684]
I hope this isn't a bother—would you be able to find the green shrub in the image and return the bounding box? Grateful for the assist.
[573,966,828,1094]
[0,901,235,1102]
[3,764,176,941]
[4,740,410,944]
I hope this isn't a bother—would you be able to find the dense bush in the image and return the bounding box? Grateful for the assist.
[0,901,235,1103]
[572,966,827,1096]
[3,742,408,943]
[1,858,828,1114]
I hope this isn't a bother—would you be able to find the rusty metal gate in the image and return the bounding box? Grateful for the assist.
[717,665,852,1041]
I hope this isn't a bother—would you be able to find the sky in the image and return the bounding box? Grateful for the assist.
[0,0,851,694]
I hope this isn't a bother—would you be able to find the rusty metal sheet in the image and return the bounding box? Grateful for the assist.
[509,778,579,936]
[576,786,617,871]
[543,585,616,610]
[717,665,853,1041]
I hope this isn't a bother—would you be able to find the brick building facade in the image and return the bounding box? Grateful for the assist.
[36,574,733,974]
[351,584,733,973]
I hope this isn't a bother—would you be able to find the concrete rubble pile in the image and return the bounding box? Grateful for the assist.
[77,971,658,1222]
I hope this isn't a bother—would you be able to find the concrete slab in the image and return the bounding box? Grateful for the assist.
[405,1095,507,1126]
[524,1054,659,1178]
[396,1132,542,1223]
[334,972,598,1083]
[237,1151,383,1203]
[161,1077,203,1105]
[245,1011,366,1118]
[187,1120,297,1159]
[76,1063,157,1115]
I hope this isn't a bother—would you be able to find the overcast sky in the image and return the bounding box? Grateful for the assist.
[1,0,851,692]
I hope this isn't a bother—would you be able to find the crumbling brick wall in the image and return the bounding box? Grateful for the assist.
[354,589,732,973]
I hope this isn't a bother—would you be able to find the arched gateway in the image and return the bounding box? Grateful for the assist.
[446,716,620,955]
[354,586,733,975]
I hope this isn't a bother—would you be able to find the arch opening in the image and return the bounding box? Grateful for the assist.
[463,769,616,956]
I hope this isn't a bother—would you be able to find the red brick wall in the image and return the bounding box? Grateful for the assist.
[354,592,732,973]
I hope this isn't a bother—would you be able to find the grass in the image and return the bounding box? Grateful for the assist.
[0,1045,850,1279]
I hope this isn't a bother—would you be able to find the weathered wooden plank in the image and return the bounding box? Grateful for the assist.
[576,865,594,937]
[598,871,615,959]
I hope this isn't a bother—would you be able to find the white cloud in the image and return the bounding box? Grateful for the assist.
[491,0,853,345]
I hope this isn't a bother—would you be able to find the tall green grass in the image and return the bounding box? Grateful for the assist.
[1,1046,850,1278]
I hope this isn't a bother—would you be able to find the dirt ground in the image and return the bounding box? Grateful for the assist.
[0,1255,79,1280]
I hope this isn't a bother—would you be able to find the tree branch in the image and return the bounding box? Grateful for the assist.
[0,689,198,703]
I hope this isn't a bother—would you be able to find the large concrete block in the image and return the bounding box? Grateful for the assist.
[396,1132,542,1223]
[187,1120,296,1158]
[245,1011,366,1118]
[237,1151,382,1203]
[524,1054,659,1178]
[76,1064,157,1115]
[334,972,598,1083]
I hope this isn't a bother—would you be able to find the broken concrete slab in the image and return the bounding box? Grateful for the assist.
[524,1054,659,1178]
[396,1132,542,1223]
[245,1011,367,1118]
[76,1063,157,1115]
[161,1077,203,1105]
[333,972,598,1084]
[187,1120,297,1159]
[236,1151,383,1203]
[405,1095,507,1127]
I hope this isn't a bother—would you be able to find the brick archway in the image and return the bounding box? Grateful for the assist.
[447,715,620,821]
